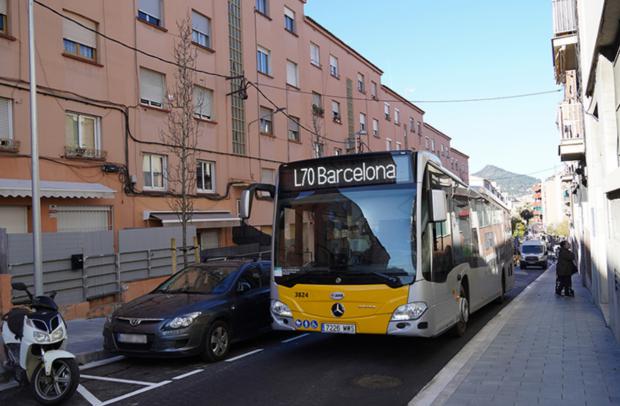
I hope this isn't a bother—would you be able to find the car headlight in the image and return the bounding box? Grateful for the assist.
[166,312,202,329]
[391,302,428,321]
[271,300,292,318]
[50,326,65,341]
[33,330,51,343]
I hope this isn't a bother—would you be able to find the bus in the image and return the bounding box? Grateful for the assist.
[240,151,514,337]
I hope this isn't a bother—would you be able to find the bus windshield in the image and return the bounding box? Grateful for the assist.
[274,184,416,287]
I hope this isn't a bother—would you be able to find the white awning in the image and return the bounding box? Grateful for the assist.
[0,179,115,199]
[146,211,241,229]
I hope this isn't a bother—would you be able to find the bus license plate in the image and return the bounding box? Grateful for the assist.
[117,333,147,344]
[321,323,356,334]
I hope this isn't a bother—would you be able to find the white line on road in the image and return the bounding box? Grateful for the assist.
[80,356,126,371]
[281,333,310,343]
[100,380,172,406]
[77,384,103,406]
[224,348,264,362]
[80,374,156,386]
[172,369,204,380]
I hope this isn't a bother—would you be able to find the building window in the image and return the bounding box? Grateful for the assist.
[259,106,273,135]
[384,103,390,121]
[143,153,166,190]
[409,117,415,133]
[63,12,97,61]
[359,113,366,132]
[310,42,320,67]
[394,108,400,125]
[370,81,377,99]
[357,73,365,93]
[284,7,295,33]
[331,100,341,122]
[257,46,271,75]
[197,160,215,193]
[286,60,299,87]
[372,118,379,137]
[288,116,300,141]
[0,97,13,140]
[386,138,392,151]
[193,86,213,120]
[431,139,435,151]
[191,11,211,49]
[334,147,342,156]
[0,0,7,34]
[137,0,162,27]
[312,92,322,108]
[65,112,100,152]
[255,0,268,16]
[261,168,275,186]
[139,68,165,107]
[329,55,339,78]
[418,122,422,135]
[425,136,430,149]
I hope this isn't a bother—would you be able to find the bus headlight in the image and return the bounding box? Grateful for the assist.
[391,302,428,321]
[271,300,293,318]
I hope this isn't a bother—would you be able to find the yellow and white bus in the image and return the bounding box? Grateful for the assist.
[241,151,514,337]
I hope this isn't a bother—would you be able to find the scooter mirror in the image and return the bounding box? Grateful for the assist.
[11,282,28,291]
[49,291,58,300]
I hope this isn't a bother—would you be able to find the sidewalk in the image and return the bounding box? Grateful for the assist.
[412,267,620,406]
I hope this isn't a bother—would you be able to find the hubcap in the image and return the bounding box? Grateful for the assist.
[210,326,229,356]
[460,297,469,323]
[34,360,72,401]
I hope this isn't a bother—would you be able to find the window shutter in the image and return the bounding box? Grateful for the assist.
[192,11,209,34]
[63,13,97,48]
[0,0,7,15]
[287,61,297,85]
[193,87,213,118]
[138,0,160,18]
[284,7,294,19]
[140,68,164,104]
[0,98,11,139]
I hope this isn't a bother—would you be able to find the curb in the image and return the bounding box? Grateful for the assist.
[409,267,551,406]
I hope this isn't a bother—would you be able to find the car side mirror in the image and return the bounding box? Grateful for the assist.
[430,189,448,223]
[12,282,28,291]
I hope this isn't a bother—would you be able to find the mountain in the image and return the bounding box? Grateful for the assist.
[472,165,539,198]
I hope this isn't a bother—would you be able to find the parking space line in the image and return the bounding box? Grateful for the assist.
[77,384,103,406]
[225,348,264,362]
[100,380,172,406]
[281,333,310,343]
[80,374,157,386]
[80,356,126,371]
[172,369,204,380]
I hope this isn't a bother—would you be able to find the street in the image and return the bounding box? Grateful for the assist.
[0,267,544,406]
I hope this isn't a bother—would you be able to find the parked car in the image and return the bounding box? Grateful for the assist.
[103,259,271,361]
[519,240,548,269]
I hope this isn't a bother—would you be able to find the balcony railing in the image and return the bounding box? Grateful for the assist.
[557,101,585,161]
[552,0,577,36]
[64,145,107,160]
[0,138,20,153]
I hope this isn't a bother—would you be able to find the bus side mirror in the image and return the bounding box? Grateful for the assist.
[430,189,447,223]
[240,183,276,220]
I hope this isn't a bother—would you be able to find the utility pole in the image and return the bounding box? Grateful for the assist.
[28,0,43,296]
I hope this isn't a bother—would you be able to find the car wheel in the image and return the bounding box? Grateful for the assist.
[452,286,469,338]
[201,320,231,362]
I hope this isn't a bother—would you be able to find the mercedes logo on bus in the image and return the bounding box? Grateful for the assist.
[331,303,345,317]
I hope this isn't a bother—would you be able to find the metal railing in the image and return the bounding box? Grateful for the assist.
[64,145,107,160]
[552,0,577,35]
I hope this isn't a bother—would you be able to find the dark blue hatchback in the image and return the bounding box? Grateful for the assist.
[103,259,271,362]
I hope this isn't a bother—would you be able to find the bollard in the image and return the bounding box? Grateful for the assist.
[171,238,177,274]
[193,236,200,264]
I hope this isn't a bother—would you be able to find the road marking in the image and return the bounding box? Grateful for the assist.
[77,384,103,406]
[80,374,156,386]
[100,380,172,405]
[224,348,264,362]
[172,369,204,380]
[281,333,310,343]
[80,356,126,371]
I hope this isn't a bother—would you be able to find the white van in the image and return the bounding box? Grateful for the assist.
[520,240,548,269]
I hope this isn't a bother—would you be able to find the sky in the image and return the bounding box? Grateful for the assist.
[305,0,563,179]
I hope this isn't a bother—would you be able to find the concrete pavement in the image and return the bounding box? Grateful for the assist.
[412,266,620,406]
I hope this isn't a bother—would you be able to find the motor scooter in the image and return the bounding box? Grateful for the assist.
[1,282,79,405]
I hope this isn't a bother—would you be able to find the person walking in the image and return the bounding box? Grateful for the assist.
[556,241,576,297]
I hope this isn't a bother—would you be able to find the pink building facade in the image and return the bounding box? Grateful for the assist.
[0,0,469,248]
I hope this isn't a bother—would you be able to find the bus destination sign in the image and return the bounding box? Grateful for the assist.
[279,153,412,192]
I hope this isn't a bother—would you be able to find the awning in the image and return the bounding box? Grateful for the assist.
[146,211,241,229]
[0,179,115,199]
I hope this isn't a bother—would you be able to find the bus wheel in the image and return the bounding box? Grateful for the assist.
[495,271,506,304]
[452,286,469,337]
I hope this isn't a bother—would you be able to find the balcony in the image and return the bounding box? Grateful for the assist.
[551,0,578,84]
[64,145,107,161]
[0,138,20,153]
[557,101,585,161]
[552,0,577,35]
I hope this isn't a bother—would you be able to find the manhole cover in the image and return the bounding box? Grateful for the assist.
[353,374,402,389]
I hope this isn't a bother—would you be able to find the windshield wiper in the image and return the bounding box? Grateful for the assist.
[348,270,404,288]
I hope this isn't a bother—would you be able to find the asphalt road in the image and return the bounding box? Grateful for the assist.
[0,266,545,406]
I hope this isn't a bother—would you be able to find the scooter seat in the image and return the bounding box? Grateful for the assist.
[3,307,31,340]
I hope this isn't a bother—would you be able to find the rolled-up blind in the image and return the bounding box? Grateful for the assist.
[192,11,209,34]
[0,98,11,139]
[63,12,96,48]
[0,0,7,15]
[140,68,164,104]
[139,0,160,18]
[284,7,294,19]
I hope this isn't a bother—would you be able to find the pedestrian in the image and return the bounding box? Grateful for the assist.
[556,241,576,297]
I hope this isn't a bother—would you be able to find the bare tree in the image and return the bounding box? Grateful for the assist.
[311,102,324,157]
[162,16,201,268]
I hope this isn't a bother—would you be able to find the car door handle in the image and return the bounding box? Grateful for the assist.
[231,305,236,311]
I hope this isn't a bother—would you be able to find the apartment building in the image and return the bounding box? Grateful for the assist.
[0,0,469,250]
[449,147,470,184]
[551,0,620,341]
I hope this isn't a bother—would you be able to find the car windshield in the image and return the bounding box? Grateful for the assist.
[522,245,544,254]
[274,184,416,287]
[156,266,239,294]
